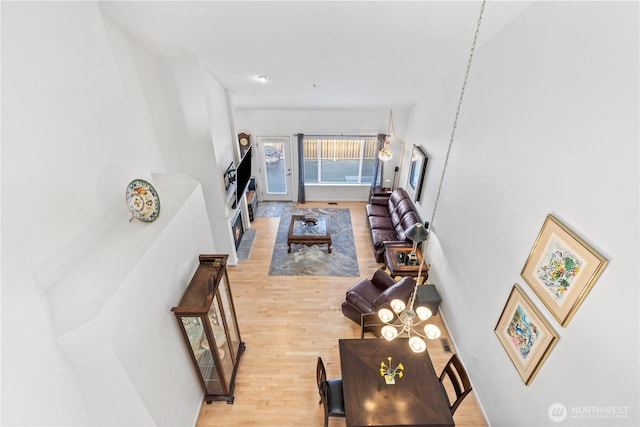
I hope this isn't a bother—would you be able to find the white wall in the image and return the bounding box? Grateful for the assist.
[1,2,235,425]
[406,2,638,426]
[2,3,141,423]
[103,5,240,263]
[234,109,410,201]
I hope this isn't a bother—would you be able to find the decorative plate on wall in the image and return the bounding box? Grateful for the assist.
[126,179,160,223]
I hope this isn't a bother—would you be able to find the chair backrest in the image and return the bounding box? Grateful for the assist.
[439,354,473,415]
[370,268,397,291]
[360,312,382,338]
[316,357,346,426]
[316,356,328,403]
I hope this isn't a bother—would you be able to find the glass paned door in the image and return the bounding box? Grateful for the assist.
[257,136,293,201]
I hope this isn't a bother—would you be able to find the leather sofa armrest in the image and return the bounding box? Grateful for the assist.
[370,269,397,291]
[345,291,375,314]
[370,196,390,205]
[382,239,409,248]
[346,277,371,294]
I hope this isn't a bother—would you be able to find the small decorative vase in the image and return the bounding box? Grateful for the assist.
[380,356,403,385]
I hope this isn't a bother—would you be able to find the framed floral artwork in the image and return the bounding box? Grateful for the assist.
[495,284,558,385]
[521,214,608,327]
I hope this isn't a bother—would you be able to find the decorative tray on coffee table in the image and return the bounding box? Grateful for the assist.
[302,217,318,227]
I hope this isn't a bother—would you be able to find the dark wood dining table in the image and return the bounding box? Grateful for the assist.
[339,338,454,427]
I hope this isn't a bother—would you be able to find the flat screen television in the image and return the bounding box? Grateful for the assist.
[235,147,252,203]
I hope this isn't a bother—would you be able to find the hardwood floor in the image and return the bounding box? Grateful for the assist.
[195,201,487,427]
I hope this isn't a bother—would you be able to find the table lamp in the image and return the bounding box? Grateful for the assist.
[405,222,429,261]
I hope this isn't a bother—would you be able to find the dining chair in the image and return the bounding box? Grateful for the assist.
[439,353,473,416]
[316,357,346,427]
[360,312,382,338]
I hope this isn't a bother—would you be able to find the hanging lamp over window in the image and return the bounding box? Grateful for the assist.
[378,110,395,161]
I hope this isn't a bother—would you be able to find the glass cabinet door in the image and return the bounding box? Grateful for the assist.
[180,316,220,394]
[217,273,241,363]
[207,294,233,393]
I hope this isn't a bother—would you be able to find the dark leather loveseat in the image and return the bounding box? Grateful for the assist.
[366,188,422,262]
[341,269,416,325]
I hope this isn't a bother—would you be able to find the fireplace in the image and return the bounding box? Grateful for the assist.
[232,211,244,249]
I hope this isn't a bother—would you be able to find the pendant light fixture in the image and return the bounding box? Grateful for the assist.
[377,224,437,354]
[376,0,487,353]
[378,110,396,161]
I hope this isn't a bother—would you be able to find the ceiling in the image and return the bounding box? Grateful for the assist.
[101,1,532,110]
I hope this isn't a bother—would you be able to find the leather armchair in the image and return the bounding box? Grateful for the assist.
[341,269,417,325]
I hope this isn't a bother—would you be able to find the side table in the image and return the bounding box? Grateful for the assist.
[384,244,428,281]
[246,190,257,221]
[246,177,257,221]
[369,186,392,203]
[416,283,442,316]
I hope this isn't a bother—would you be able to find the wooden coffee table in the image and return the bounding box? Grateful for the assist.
[287,214,332,253]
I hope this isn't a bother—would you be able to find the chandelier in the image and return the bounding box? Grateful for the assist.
[376,0,486,353]
[378,110,397,161]
[377,223,439,353]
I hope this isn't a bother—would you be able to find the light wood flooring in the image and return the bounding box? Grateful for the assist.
[196,201,487,427]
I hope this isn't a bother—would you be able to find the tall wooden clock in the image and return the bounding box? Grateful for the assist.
[238,133,251,158]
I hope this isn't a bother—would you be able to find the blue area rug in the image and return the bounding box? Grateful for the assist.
[268,207,359,277]
[254,201,297,218]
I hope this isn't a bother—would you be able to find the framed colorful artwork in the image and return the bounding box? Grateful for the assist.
[494,284,558,385]
[521,214,608,327]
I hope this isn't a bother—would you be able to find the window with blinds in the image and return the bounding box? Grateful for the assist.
[302,136,377,184]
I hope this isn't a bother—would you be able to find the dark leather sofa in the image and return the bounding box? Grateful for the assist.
[341,269,417,325]
[366,188,422,262]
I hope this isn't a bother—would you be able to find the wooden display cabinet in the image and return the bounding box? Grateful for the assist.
[172,254,245,404]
